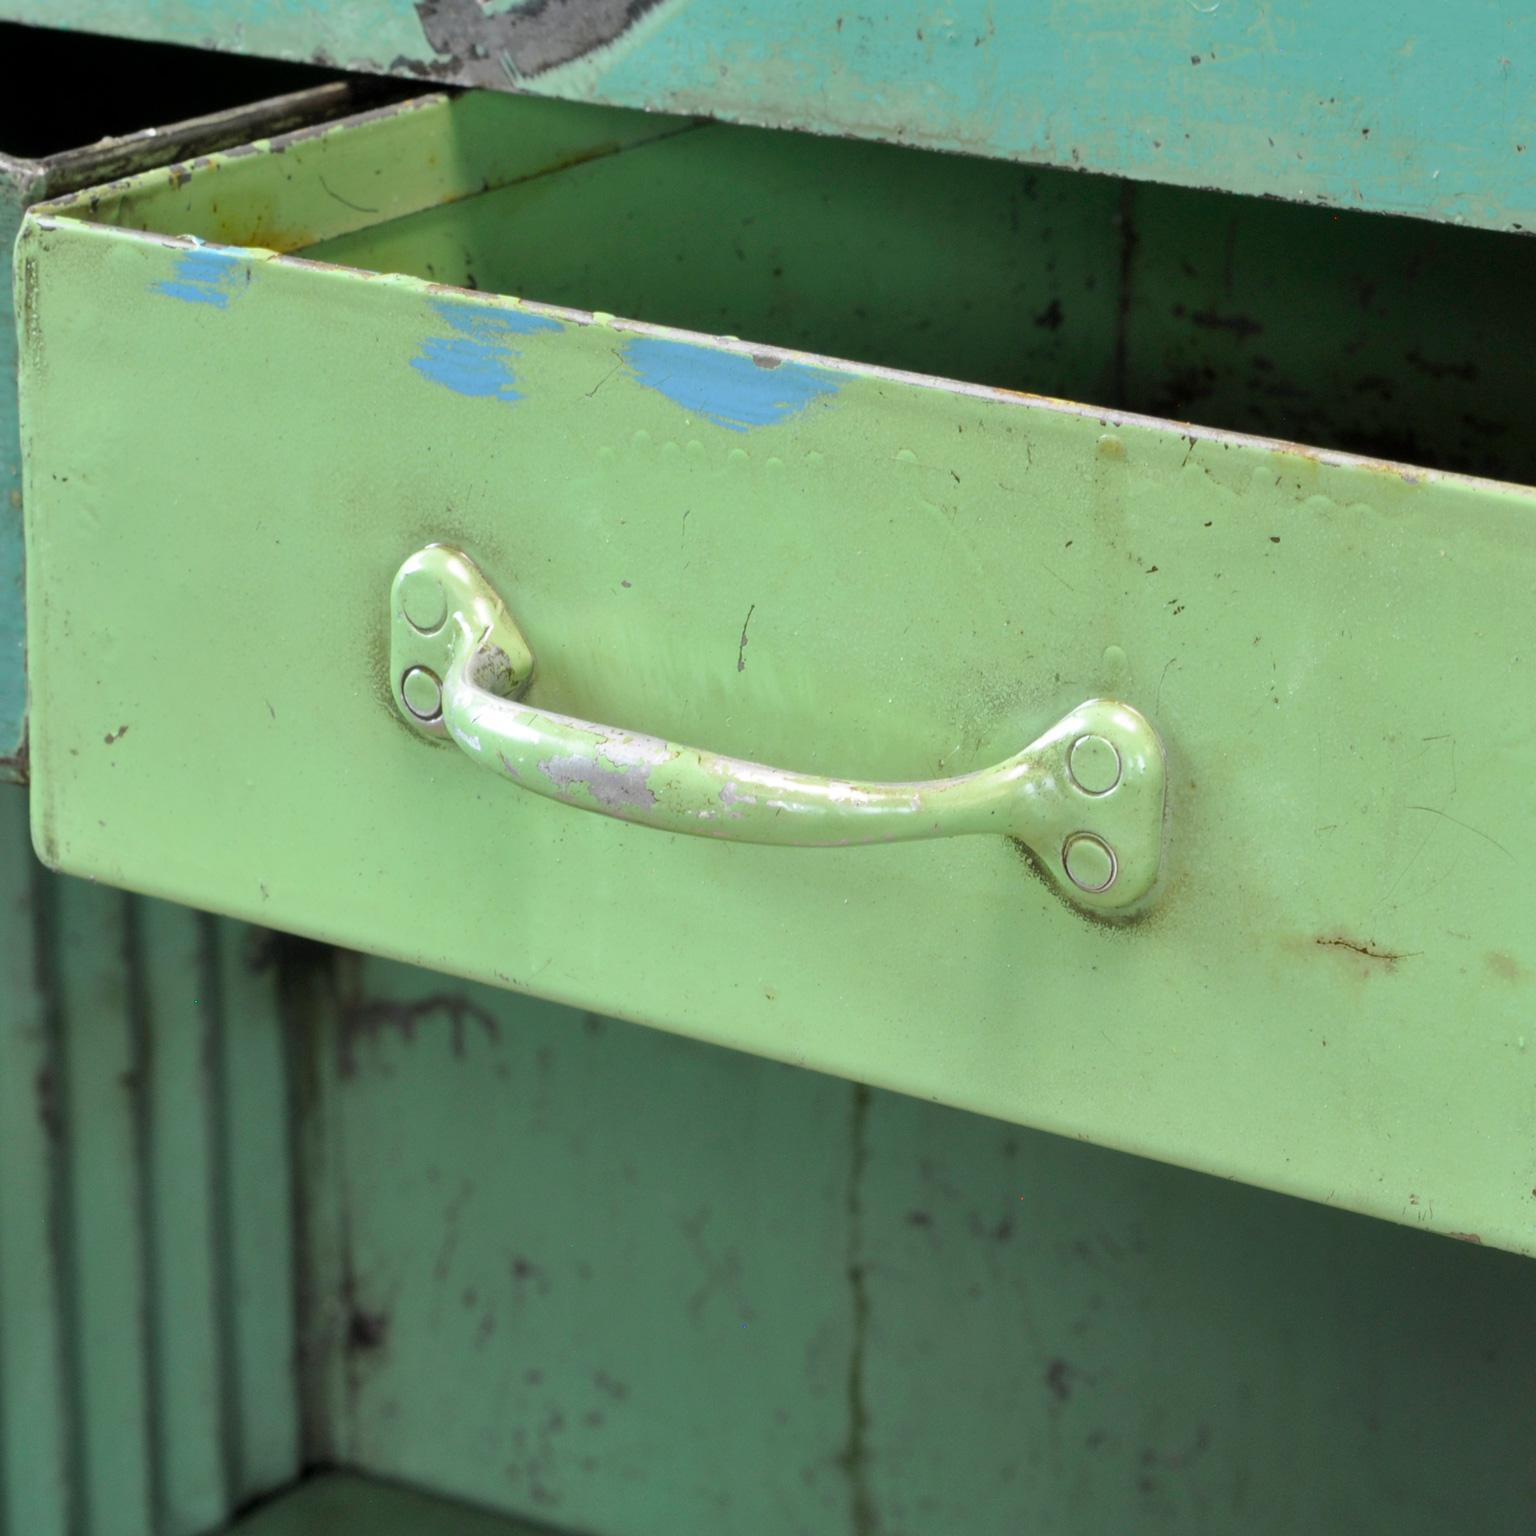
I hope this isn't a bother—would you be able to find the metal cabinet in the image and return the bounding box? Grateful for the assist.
[7,21,1536,1536]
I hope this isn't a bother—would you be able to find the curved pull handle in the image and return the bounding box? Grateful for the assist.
[390,547,1167,913]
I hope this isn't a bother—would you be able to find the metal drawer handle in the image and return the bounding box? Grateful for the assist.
[390,547,1167,913]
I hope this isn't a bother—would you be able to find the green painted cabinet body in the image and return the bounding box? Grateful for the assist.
[17,91,1536,1257]
[0,2,1532,233]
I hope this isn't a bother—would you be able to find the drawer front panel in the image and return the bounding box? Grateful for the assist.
[18,97,1536,1255]
[0,22,364,781]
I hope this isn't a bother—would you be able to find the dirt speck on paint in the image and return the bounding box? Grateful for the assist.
[1045,1358,1074,1403]
[1486,951,1530,983]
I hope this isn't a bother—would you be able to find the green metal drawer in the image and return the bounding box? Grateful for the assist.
[0,2,1530,232]
[0,25,377,780]
[17,90,1536,1258]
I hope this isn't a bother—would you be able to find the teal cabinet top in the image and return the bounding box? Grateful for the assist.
[1,0,1532,232]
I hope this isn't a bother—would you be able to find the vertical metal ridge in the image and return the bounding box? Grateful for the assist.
[34,841,85,1536]
[0,792,76,1536]
[273,932,343,1470]
[136,901,232,1535]
[199,911,245,1513]
[53,877,153,1535]
[121,897,166,1536]
[212,920,301,1501]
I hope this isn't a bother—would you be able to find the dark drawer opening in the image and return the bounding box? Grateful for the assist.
[297,93,1536,487]
[0,22,345,163]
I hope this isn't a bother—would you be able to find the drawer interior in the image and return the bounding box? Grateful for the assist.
[0,21,336,161]
[321,98,1535,486]
[58,89,1534,484]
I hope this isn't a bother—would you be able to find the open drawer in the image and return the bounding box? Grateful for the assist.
[18,91,1536,1254]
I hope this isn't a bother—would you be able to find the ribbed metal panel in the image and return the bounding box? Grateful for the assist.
[0,792,299,1535]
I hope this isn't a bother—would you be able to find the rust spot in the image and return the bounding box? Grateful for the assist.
[347,1307,389,1353]
[35,1067,61,1142]
[736,602,756,673]
[1314,936,1412,967]
[1045,1358,1073,1403]
[340,992,501,1075]
[1447,1232,1484,1246]
[1188,309,1263,338]
[1485,951,1530,983]
[1405,350,1479,384]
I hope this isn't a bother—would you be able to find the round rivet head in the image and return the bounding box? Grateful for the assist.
[401,665,443,722]
[1063,833,1117,894]
[399,569,448,634]
[1068,733,1122,795]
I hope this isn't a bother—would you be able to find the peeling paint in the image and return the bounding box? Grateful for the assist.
[538,750,659,810]
[416,0,672,79]
[153,241,247,308]
[623,336,841,432]
[412,297,562,402]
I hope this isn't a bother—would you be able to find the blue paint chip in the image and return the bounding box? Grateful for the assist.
[431,299,563,339]
[623,337,840,431]
[411,298,563,403]
[154,241,246,308]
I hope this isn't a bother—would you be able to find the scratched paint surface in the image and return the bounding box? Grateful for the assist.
[17,94,1536,1263]
[0,0,1533,231]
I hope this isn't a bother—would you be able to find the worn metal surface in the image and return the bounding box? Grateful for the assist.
[0,2,1533,233]
[18,93,1536,1253]
[311,955,1536,1534]
[0,791,301,1535]
[0,22,364,782]
[390,545,1167,912]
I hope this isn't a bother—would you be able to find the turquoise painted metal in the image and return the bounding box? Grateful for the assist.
[0,2,1532,233]
[0,21,361,781]
[0,791,302,1535]
[17,91,1536,1259]
[305,946,1536,1535]
[391,545,1167,911]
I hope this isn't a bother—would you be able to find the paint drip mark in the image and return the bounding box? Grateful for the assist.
[411,297,563,403]
[154,241,247,308]
[623,337,840,432]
